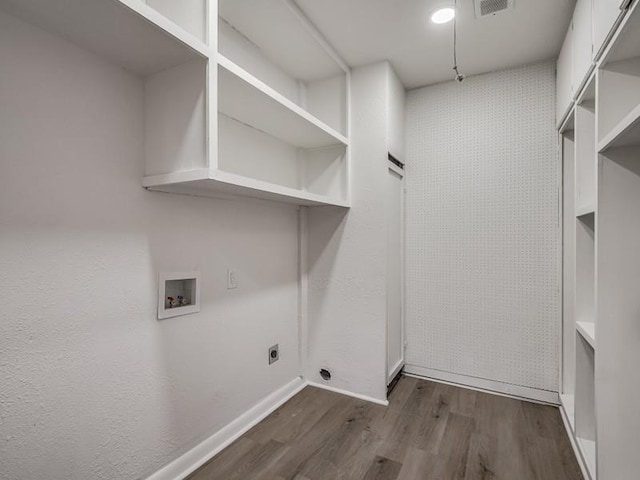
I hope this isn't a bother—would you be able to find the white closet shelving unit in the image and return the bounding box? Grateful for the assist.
[558,1,640,479]
[560,77,597,475]
[0,0,351,207]
[142,0,351,207]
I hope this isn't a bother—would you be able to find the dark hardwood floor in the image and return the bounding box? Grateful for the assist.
[187,375,583,480]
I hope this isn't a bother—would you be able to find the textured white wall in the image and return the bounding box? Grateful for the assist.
[0,12,299,480]
[405,62,560,393]
[387,66,406,161]
[306,62,392,401]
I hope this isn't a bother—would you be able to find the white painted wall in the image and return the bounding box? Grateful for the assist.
[0,11,300,480]
[387,66,406,160]
[306,62,394,402]
[404,62,560,396]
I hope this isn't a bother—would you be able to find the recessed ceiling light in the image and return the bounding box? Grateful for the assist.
[431,7,455,24]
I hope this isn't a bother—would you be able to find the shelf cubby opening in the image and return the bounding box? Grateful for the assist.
[576,72,596,107]
[217,59,347,149]
[575,333,596,477]
[217,114,347,204]
[575,213,595,328]
[218,0,347,137]
[597,56,640,151]
[575,103,596,213]
[601,0,640,67]
[144,58,208,177]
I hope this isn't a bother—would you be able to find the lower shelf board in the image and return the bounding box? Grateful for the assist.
[598,102,640,152]
[577,436,596,479]
[576,321,596,349]
[142,169,350,207]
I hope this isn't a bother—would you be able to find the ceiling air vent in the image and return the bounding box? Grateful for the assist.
[474,0,514,18]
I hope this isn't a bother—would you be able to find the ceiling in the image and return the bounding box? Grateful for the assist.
[295,0,575,89]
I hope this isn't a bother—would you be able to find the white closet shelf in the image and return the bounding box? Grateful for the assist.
[560,393,576,431]
[218,55,349,149]
[576,321,596,349]
[143,169,350,207]
[0,0,210,77]
[598,103,640,152]
[576,204,596,217]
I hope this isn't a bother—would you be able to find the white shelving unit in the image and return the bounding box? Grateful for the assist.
[561,73,597,480]
[6,0,352,207]
[560,112,576,434]
[559,1,640,478]
[557,0,627,127]
[204,0,351,207]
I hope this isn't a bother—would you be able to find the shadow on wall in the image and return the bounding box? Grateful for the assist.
[306,205,349,379]
[307,205,349,297]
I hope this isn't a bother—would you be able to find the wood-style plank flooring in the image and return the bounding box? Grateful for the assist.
[187,375,583,480]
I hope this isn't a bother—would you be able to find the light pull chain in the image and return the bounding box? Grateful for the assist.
[453,0,465,82]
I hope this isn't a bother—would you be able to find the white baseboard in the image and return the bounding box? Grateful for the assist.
[306,381,389,406]
[404,365,559,405]
[145,376,306,480]
[559,399,592,480]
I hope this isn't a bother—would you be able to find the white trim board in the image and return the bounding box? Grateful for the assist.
[306,381,389,406]
[145,376,306,480]
[404,365,560,405]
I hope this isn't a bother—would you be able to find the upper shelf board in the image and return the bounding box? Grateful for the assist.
[143,169,350,207]
[218,55,348,149]
[599,103,640,152]
[576,72,596,107]
[219,0,345,82]
[0,0,209,77]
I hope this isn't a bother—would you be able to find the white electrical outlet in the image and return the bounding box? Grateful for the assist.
[227,268,238,289]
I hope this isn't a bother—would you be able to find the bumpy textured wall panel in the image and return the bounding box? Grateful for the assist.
[405,62,559,392]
